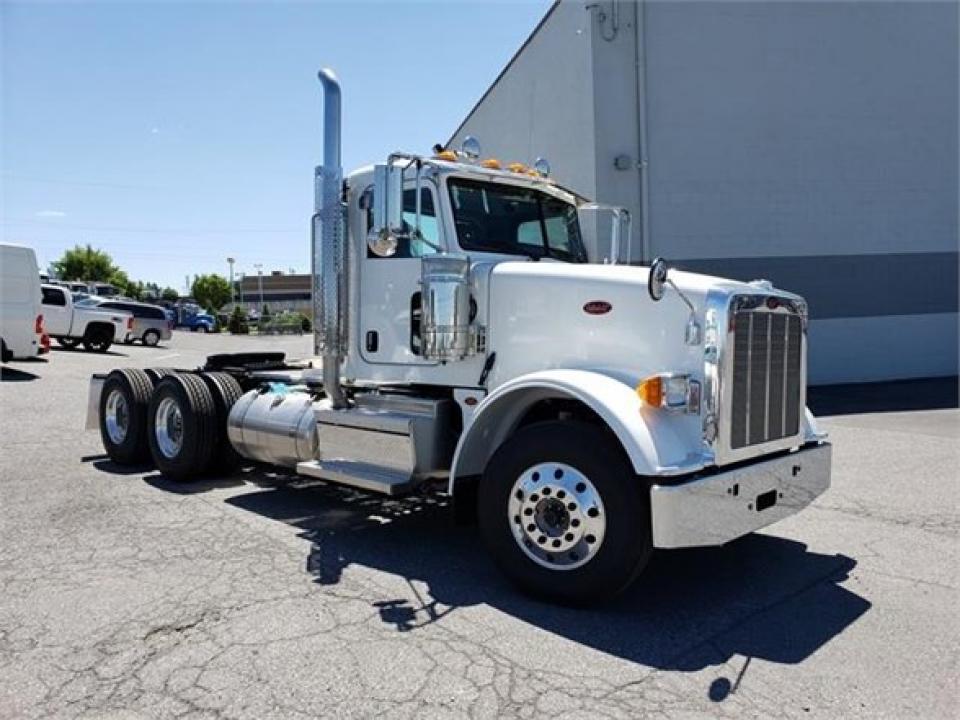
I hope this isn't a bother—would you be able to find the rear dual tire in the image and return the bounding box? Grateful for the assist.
[99,369,154,464]
[99,369,244,482]
[147,373,218,481]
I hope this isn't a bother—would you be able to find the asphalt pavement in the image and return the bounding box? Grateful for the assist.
[1,331,957,719]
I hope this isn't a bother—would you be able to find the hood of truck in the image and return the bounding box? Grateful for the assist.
[483,260,795,390]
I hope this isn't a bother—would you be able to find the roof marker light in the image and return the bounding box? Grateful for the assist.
[461,136,482,160]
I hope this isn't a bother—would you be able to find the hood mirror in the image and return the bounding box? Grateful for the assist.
[648,257,702,345]
[648,257,669,301]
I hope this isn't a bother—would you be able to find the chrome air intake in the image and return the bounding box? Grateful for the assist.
[421,254,472,361]
[313,68,348,407]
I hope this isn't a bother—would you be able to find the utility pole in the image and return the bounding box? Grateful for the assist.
[227,257,235,307]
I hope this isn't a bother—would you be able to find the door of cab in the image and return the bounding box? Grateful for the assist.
[358,183,442,365]
[41,286,71,336]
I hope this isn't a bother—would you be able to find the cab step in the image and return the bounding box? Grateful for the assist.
[295,459,416,496]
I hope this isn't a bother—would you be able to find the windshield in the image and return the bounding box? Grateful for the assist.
[448,178,587,262]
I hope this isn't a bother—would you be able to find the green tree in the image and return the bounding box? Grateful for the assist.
[53,244,116,281]
[161,287,179,302]
[191,274,232,312]
[228,305,249,335]
[107,269,136,298]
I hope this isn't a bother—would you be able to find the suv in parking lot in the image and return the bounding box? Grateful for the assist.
[98,300,172,346]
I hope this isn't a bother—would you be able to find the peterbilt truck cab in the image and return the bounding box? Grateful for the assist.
[88,69,830,603]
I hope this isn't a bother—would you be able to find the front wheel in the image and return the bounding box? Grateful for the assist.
[142,329,161,347]
[478,420,652,604]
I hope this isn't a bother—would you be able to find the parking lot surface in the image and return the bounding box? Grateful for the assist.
[1,332,957,719]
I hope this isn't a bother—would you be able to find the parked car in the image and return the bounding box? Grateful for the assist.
[0,244,49,361]
[41,284,131,352]
[98,300,172,346]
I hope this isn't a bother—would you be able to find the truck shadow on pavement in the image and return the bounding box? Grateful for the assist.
[0,366,41,382]
[220,476,871,676]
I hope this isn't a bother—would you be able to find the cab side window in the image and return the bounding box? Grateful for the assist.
[363,186,440,259]
[41,287,66,306]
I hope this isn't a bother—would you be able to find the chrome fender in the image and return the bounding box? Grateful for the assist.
[448,369,707,495]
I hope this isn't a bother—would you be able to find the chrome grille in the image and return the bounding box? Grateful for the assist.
[730,305,802,449]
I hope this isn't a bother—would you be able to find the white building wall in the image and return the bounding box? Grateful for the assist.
[451,0,959,384]
[449,2,598,199]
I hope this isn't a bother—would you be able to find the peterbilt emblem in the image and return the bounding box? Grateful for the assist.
[583,301,612,315]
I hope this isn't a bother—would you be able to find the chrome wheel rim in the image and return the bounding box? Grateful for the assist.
[154,396,184,459]
[104,389,129,445]
[508,462,606,571]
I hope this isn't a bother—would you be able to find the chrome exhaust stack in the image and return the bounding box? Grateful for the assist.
[313,68,348,408]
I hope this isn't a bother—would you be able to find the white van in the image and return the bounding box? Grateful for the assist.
[0,244,49,361]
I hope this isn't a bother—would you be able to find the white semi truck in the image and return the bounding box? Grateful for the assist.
[87,69,830,603]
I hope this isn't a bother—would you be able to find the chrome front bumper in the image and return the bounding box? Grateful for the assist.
[649,442,831,549]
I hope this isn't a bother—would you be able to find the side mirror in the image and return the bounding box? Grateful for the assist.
[648,257,669,301]
[578,204,632,264]
[367,163,406,257]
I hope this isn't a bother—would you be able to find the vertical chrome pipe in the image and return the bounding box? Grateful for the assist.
[314,68,348,408]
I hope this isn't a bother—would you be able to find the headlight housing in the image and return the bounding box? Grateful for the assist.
[636,373,701,414]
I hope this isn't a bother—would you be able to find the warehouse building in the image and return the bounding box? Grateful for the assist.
[449,0,958,384]
[235,271,311,314]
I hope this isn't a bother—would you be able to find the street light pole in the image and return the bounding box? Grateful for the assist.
[227,257,235,307]
[254,263,264,316]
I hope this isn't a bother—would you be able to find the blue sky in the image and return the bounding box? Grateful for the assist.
[1,0,552,291]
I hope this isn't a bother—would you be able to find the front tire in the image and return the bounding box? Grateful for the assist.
[99,369,154,464]
[147,373,217,481]
[82,328,111,353]
[478,420,652,604]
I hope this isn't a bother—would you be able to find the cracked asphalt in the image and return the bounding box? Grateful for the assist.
[1,332,957,719]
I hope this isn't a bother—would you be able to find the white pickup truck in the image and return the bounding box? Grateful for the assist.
[41,284,131,352]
